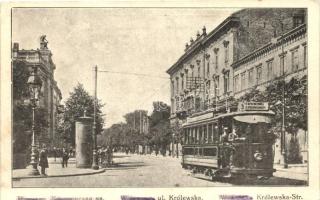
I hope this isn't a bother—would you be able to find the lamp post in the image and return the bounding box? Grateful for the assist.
[92,65,99,170]
[27,65,42,175]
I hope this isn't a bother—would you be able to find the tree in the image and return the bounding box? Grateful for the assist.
[149,102,171,151]
[13,61,49,155]
[234,76,307,163]
[62,83,104,146]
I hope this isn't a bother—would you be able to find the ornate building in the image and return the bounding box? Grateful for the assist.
[12,36,62,148]
[166,8,307,162]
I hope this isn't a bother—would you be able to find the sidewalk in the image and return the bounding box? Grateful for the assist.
[12,158,105,180]
[273,163,308,181]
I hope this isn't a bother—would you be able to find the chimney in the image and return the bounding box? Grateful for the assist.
[196,31,200,39]
[185,43,189,51]
[202,26,207,35]
[12,43,19,58]
[13,43,19,51]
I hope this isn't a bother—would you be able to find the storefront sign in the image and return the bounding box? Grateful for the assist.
[187,112,214,123]
[238,102,269,111]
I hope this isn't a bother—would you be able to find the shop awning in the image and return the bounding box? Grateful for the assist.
[234,115,272,124]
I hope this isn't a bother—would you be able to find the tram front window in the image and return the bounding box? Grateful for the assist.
[233,115,273,143]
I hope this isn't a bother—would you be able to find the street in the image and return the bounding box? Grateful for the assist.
[13,153,306,187]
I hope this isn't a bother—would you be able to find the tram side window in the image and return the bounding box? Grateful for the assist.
[213,124,219,143]
[203,125,208,143]
[183,129,187,144]
[186,128,189,144]
[208,124,213,143]
[191,128,194,144]
[199,126,202,144]
[187,128,191,144]
[183,148,194,155]
[203,148,217,156]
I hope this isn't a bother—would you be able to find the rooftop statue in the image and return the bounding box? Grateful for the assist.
[40,35,48,49]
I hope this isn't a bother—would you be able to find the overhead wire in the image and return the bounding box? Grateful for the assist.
[97,69,169,79]
[96,68,170,123]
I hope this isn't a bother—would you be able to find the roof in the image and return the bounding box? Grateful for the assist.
[183,110,275,127]
[231,23,307,69]
[166,16,240,75]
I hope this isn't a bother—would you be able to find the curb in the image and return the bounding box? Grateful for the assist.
[12,168,106,180]
[275,168,308,174]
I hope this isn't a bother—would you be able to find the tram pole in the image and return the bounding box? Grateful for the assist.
[92,65,99,170]
[282,75,288,169]
[279,23,288,169]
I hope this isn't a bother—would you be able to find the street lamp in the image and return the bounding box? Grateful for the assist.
[92,65,99,170]
[27,65,42,175]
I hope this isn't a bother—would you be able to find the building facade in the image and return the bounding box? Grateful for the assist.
[12,36,62,147]
[166,8,307,162]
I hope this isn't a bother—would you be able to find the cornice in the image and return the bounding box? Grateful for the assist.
[231,24,307,69]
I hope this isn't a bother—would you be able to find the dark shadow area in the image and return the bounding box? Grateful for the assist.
[194,176,307,186]
[103,161,146,170]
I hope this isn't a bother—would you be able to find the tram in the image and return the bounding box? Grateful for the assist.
[181,102,276,180]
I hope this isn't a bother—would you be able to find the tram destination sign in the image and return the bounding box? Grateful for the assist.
[238,102,269,111]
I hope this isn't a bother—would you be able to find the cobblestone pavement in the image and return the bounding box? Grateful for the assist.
[12,153,307,187]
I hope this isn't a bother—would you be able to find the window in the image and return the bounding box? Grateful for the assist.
[241,72,246,90]
[256,65,262,84]
[203,125,207,143]
[303,44,307,67]
[248,68,254,86]
[214,48,219,70]
[223,71,229,94]
[198,126,202,144]
[171,80,174,96]
[234,75,239,92]
[207,62,210,77]
[216,54,218,70]
[267,60,274,80]
[224,42,229,63]
[293,15,305,28]
[176,77,179,94]
[208,124,213,143]
[183,148,194,155]
[203,148,217,156]
[292,49,299,72]
[197,66,200,77]
[175,96,179,111]
[181,74,184,91]
[206,81,211,95]
[214,76,219,96]
[225,46,229,63]
[280,56,286,76]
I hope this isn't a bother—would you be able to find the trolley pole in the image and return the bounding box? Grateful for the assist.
[92,65,99,170]
[279,24,288,169]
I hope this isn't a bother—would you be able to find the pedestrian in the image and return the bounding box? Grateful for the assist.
[39,145,49,176]
[62,148,69,168]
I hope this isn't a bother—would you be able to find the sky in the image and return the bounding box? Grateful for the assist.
[12,8,238,127]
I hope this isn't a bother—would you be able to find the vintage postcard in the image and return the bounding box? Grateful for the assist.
[1,1,319,200]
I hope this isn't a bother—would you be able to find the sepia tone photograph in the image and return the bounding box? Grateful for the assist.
[11,7,308,188]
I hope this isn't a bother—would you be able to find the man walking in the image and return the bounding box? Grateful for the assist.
[39,145,49,176]
[62,148,69,168]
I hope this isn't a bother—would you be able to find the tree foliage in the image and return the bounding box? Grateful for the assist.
[236,76,307,135]
[12,61,49,154]
[149,102,171,148]
[98,102,172,151]
[62,83,104,146]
